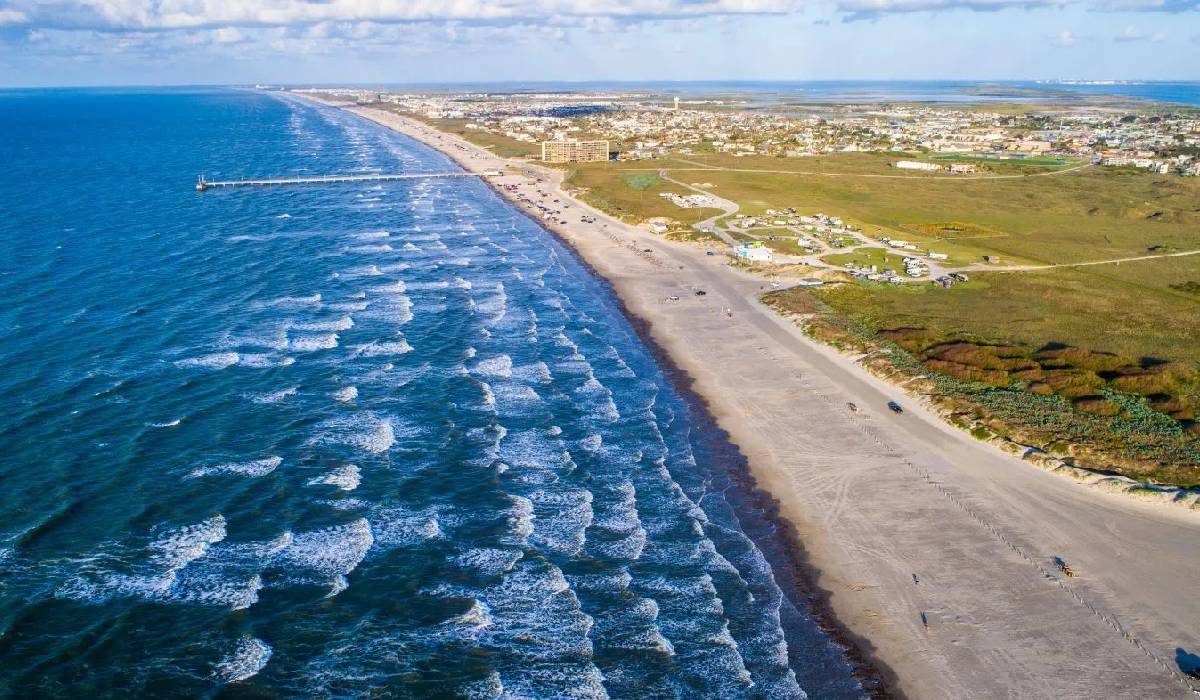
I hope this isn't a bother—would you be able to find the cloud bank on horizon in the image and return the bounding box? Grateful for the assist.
[2,0,1197,29]
[0,0,1196,85]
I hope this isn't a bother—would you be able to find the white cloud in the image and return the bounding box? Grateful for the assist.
[212,27,247,44]
[0,1,806,31]
[0,8,29,25]
[1113,25,1167,40]
[1055,29,1078,45]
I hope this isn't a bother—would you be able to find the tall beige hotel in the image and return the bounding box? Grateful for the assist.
[541,139,610,163]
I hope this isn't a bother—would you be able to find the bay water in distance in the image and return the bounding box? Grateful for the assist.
[0,89,864,697]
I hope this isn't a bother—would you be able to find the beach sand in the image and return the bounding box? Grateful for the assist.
[304,94,1200,698]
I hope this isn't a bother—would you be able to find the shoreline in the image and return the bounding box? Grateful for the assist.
[296,92,1200,698]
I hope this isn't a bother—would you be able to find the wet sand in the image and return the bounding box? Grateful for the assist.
[305,95,1200,699]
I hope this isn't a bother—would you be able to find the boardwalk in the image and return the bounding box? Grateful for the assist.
[195,171,479,191]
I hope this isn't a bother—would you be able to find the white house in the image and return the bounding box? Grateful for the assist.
[735,243,773,262]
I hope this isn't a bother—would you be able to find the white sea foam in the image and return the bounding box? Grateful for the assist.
[307,464,361,491]
[360,295,413,324]
[332,386,358,403]
[370,280,407,294]
[452,548,524,578]
[188,456,282,480]
[248,387,298,404]
[353,338,413,357]
[354,230,390,240]
[327,300,369,313]
[147,516,228,578]
[342,265,383,277]
[280,518,373,578]
[310,413,396,453]
[328,575,350,597]
[347,243,394,254]
[472,355,512,378]
[293,316,354,332]
[492,384,541,405]
[238,354,295,368]
[371,505,442,546]
[148,418,182,428]
[504,496,534,543]
[530,489,594,557]
[174,352,240,370]
[213,637,272,684]
[406,280,449,290]
[221,328,289,351]
[288,333,339,352]
[449,599,493,628]
[261,294,322,309]
[514,361,552,384]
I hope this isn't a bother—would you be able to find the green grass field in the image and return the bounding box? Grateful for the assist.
[565,166,723,226]
[405,115,542,159]
[659,163,1200,265]
[571,151,1200,480]
[821,247,912,270]
[812,257,1200,365]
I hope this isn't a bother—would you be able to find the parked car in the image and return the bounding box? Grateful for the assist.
[887,401,903,414]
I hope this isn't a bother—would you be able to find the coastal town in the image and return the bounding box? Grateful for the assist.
[300,87,1200,176]
[284,87,1196,301]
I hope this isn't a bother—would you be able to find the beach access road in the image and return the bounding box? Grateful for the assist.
[340,101,1200,700]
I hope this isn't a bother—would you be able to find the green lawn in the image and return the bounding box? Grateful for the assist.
[671,164,1200,265]
[812,256,1200,365]
[566,164,723,226]
[405,115,542,159]
[822,247,912,271]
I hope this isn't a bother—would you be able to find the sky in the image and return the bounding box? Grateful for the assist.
[0,1,1197,87]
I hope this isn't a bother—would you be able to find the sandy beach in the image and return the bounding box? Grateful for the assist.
[304,95,1200,698]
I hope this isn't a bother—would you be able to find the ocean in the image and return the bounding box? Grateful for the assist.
[0,89,864,697]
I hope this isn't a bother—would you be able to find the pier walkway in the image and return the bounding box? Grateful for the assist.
[195,171,479,191]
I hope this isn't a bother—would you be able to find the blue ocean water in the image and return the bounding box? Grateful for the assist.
[0,89,864,697]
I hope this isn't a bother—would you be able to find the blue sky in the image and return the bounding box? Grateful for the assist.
[0,1,1196,86]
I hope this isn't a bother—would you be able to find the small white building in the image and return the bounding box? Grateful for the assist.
[896,160,943,172]
[735,243,773,262]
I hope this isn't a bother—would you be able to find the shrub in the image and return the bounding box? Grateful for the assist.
[1073,396,1121,416]
[1040,369,1105,398]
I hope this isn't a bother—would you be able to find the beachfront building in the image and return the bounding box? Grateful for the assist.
[541,139,610,163]
[735,242,773,262]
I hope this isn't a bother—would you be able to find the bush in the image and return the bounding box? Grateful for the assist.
[1073,396,1121,416]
